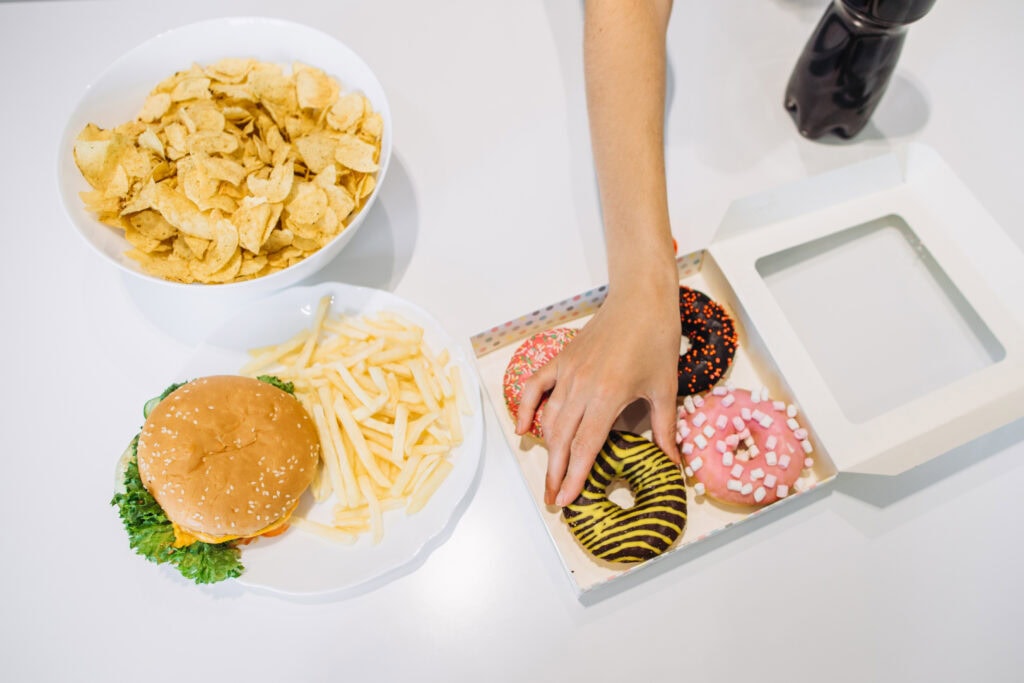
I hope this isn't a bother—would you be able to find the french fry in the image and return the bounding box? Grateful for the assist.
[407,460,454,514]
[358,475,384,544]
[333,393,391,489]
[390,403,409,466]
[315,388,360,507]
[296,294,332,368]
[291,516,358,545]
[243,294,472,544]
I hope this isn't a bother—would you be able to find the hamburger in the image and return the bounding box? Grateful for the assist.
[112,375,320,584]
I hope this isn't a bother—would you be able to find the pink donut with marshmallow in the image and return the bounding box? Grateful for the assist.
[676,386,813,506]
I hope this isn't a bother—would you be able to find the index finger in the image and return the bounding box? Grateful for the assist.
[552,399,622,507]
[517,360,557,436]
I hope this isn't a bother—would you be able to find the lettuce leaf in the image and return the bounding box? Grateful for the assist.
[111,436,243,585]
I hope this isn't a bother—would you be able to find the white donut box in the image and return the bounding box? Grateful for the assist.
[471,144,1024,602]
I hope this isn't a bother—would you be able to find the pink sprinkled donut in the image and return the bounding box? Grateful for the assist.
[676,386,813,506]
[503,327,578,439]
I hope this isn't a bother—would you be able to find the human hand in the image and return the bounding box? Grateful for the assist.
[516,282,681,507]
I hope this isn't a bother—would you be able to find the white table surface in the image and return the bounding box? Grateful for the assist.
[3,1,1023,680]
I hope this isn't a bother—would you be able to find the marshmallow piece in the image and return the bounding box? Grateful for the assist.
[750,467,765,481]
[694,482,706,496]
[722,451,734,466]
[804,457,814,469]
[678,423,690,438]
[713,386,728,396]
[794,428,809,441]
[682,442,694,455]
[703,425,716,439]
[725,434,739,448]
[764,451,778,466]
[721,393,735,407]
[683,396,695,414]
[764,474,777,488]
[765,435,777,450]
[675,432,684,445]
[748,445,760,459]
[741,482,753,495]
[778,453,791,470]
[738,429,751,441]
[684,466,694,478]
[760,387,770,402]
[776,484,790,498]
[715,414,728,430]
[691,456,704,472]
[694,434,708,449]
[773,400,786,411]
[741,408,752,421]
[751,409,766,423]
[753,486,767,503]
[693,394,704,408]
[787,404,798,418]
[759,415,774,428]
[732,416,745,431]
[801,439,813,454]
[730,464,744,479]
[727,479,743,492]
[692,412,707,427]
[716,440,727,453]
[736,451,749,462]
[787,418,800,431]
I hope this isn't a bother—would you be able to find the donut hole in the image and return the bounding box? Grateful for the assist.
[679,335,692,356]
[606,478,636,509]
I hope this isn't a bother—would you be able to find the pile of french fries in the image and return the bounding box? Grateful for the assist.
[242,295,470,544]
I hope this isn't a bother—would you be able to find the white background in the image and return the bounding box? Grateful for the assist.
[2,1,1022,681]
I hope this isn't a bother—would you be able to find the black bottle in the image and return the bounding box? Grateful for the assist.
[784,0,937,139]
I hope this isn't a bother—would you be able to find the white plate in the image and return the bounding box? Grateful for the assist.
[178,281,485,598]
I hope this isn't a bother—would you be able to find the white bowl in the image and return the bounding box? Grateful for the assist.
[57,16,393,298]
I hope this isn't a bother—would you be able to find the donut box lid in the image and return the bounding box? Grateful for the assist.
[705,143,1024,476]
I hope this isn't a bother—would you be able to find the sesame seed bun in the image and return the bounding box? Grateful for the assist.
[136,375,320,540]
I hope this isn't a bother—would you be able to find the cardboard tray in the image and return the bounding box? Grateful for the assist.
[471,144,1024,600]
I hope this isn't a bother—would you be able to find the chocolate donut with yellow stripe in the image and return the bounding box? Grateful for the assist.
[562,431,687,563]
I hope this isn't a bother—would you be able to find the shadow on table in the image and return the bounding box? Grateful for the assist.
[834,416,1024,508]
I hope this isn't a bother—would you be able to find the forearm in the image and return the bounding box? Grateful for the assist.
[584,0,675,294]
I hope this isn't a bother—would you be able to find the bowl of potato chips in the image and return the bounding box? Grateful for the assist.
[58,16,392,294]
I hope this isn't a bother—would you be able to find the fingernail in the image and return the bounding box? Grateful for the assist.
[555,492,568,506]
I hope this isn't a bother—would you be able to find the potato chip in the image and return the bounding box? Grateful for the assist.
[326,92,365,132]
[151,182,214,240]
[295,133,338,174]
[138,93,172,123]
[128,209,177,241]
[170,76,212,102]
[73,58,384,284]
[233,196,276,254]
[294,63,339,111]
[285,182,328,226]
[248,159,294,203]
[204,57,256,84]
[334,134,379,173]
